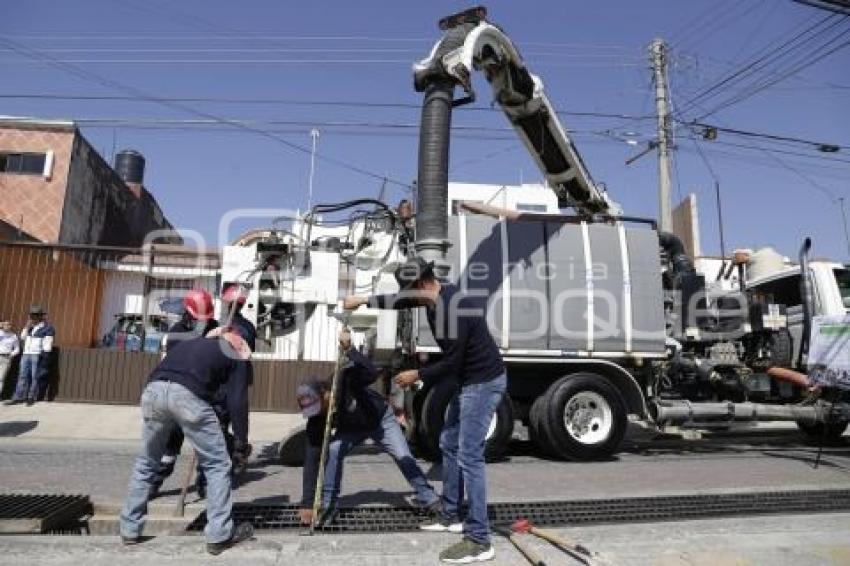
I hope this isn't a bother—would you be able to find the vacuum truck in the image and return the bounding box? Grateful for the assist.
[222,6,850,462]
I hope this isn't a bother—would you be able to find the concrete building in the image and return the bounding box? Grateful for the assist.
[0,117,178,246]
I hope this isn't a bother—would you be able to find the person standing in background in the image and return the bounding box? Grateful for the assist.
[5,305,55,406]
[0,318,21,399]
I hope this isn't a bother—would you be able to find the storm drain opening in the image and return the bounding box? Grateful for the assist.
[0,494,92,534]
[187,489,850,533]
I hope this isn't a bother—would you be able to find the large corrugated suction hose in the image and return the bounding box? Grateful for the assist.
[415,81,454,262]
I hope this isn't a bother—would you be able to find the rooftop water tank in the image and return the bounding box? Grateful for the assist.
[115,149,145,184]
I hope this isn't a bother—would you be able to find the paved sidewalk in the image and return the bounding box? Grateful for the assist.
[1,513,850,565]
[0,401,302,443]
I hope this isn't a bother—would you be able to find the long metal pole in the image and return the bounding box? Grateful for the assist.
[310,345,345,534]
[307,128,320,212]
[651,38,673,233]
[839,197,850,259]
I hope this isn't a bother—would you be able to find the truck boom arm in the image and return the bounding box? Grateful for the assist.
[414,7,621,216]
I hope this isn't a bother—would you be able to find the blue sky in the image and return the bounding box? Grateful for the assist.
[4,1,849,259]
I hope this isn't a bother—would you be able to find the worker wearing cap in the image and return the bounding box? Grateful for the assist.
[0,318,21,399]
[120,327,255,555]
[150,289,219,498]
[6,305,55,406]
[344,257,506,564]
[297,327,439,527]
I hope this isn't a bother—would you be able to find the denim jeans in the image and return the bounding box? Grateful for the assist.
[13,353,47,401]
[312,406,439,510]
[439,373,507,545]
[0,355,12,397]
[120,381,234,543]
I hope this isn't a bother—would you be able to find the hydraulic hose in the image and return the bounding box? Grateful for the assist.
[659,232,695,278]
[415,81,454,263]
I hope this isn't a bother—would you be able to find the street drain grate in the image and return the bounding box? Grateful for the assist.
[187,489,850,533]
[0,494,92,534]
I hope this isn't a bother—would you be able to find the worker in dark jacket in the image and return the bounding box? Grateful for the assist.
[120,329,255,555]
[297,328,439,526]
[150,289,219,497]
[344,257,506,564]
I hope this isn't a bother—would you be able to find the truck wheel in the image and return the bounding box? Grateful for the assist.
[543,373,627,461]
[420,379,515,462]
[796,420,849,440]
[528,394,558,458]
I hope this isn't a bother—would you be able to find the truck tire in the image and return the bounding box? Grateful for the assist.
[543,373,628,461]
[528,393,558,458]
[420,378,515,462]
[796,420,849,440]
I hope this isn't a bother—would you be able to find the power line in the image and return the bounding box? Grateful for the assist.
[695,28,850,119]
[1,33,639,51]
[1,57,644,67]
[0,115,618,135]
[679,52,850,92]
[678,144,850,181]
[668,1,734,47]
[0,47,643,61]
[678,120,850,152]
[672,0,768,51]
[0,34,414,189]
[0,92,656,121]
[681,135,850,165]
[675,13,840,116]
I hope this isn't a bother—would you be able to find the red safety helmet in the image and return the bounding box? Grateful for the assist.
[183,289,214,321]
[221,283,248,305]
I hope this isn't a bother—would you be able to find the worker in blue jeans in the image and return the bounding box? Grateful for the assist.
[119,330,254,555]
[345,257,507,564]
[298,328,439,526]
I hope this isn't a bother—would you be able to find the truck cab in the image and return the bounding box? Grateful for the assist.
[748,261,849,364]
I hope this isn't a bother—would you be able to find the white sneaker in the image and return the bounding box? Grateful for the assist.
[420,514,463,533]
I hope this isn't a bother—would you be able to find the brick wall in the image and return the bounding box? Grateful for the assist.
[0,126,74,242]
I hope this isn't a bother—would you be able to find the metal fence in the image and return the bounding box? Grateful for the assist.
[0,240,332,411]
[0,240,221,349]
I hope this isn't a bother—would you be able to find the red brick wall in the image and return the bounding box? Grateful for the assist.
[0,126,74,242]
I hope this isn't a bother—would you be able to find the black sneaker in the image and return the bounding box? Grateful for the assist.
[206,522,254,556]
[420,512,463,534]
[439,537,495,563]
[25,399,34,406]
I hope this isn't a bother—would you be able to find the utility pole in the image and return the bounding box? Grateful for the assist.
[650,38,674,233]
[306,128,320,212]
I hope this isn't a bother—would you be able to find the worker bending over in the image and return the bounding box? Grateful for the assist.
[344,257,506,564]
[150,289,220,497]
[297,328,439,526]
[119,328,254,555]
